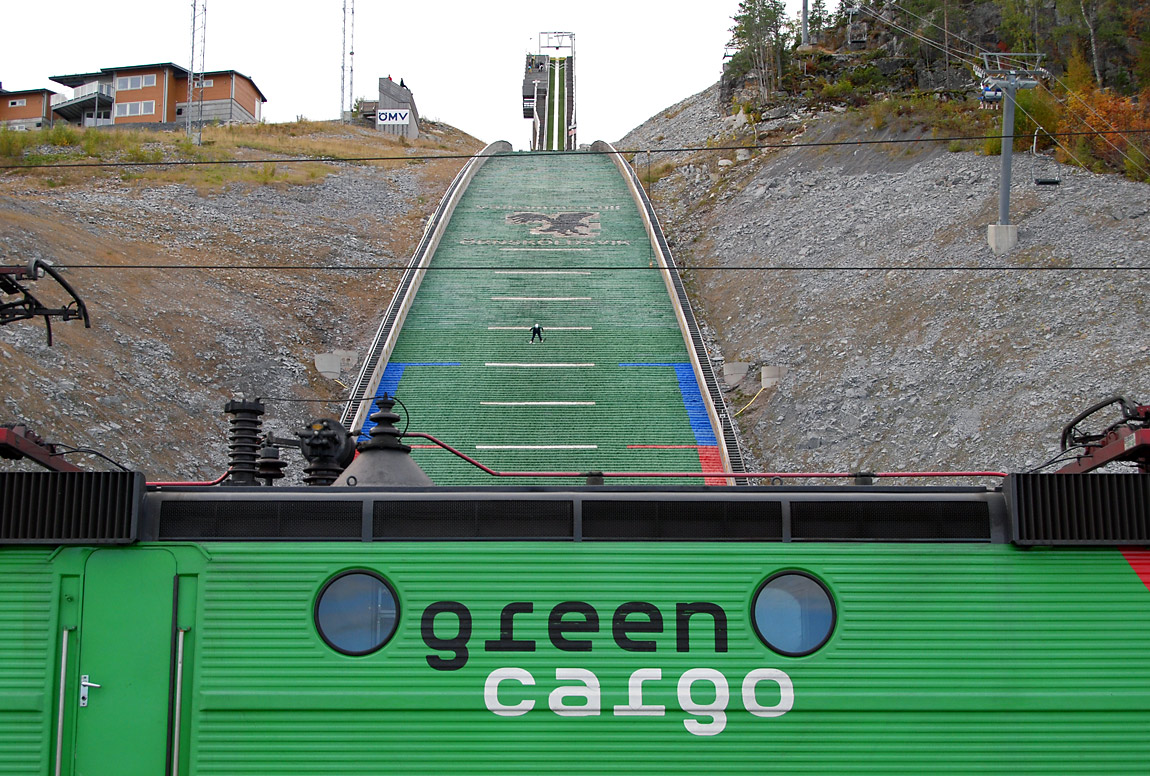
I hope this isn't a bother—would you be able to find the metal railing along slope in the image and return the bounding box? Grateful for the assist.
[591,141,748,484]
[341,141,513,435]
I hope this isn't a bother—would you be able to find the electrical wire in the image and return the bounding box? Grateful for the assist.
[52,264,1150,272]
[2,130,1147,171]
[50,445,131,471]
[855,3,1089,170]
[1038,81,1150,178]
[877,0,987,56]
[856,5,984,71]
[862,0,1145,175]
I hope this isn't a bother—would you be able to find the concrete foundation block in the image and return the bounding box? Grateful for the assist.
[723,362,750,387]
[987,224,1018,255]
[762,365,789,388]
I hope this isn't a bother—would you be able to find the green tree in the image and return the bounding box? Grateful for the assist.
[810,0,830,39]
[1065,44,1097,90]
[1136,26,1150,91]
[998,0,1040,50]
[730,0,789,101]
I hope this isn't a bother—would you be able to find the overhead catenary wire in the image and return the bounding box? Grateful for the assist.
[855,5,984,72]
[1037,80,1150,178]
[51,264,1150,272]
[856,3,1099,170]
[2,130,1147,171]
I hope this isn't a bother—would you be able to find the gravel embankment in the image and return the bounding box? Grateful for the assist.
[620,85,1150,475]
[1,138,473,479]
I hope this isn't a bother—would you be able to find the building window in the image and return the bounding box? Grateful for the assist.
[314,570,399,656]
[8,99,27,108]
[197,78,214,88]
[114,100,156,117]
[115,74,156,91]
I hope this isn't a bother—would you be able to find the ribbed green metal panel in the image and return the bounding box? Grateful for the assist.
[0,550,54,775]
[183,542,1150,774]
[6,543,1149,773]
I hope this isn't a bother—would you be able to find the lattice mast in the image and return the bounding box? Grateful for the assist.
[340,0,347,122]
[186,0,207,143]
[340,0,356,122]
[349,0,356,120]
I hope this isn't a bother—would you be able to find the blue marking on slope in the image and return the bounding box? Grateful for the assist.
[358,362,461,441]
[618,362,717,446]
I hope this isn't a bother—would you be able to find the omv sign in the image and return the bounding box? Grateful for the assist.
[377,109,411,125]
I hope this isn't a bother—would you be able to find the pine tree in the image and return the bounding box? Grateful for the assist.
[810,0,829,39]
[730,0,789,99]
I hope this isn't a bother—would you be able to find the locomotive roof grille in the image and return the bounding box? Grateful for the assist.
[1008,473,1150,545]
[0,471,142,544]
[144,487,1005,543]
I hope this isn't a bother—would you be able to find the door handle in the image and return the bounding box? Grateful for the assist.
[79,675,101,707]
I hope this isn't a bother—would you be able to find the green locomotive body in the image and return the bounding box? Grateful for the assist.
[3,477,1149,775]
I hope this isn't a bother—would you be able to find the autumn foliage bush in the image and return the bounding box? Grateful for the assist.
[1056,86,1150,182]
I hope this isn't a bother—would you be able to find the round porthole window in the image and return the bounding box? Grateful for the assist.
[752,571,835,657]
[315,571,399,656]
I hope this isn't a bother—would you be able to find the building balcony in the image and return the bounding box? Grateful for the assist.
[51,83,115,124]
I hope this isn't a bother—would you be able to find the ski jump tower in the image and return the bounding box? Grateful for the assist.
[522,32,575,151]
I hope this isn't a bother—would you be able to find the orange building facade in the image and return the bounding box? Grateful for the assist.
[0,88,58,130]
[1,63,267,129]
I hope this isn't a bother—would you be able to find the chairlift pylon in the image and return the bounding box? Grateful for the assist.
[1031,128,1061,187]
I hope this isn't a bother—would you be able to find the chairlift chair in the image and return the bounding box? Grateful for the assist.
[1031,128,1061,186]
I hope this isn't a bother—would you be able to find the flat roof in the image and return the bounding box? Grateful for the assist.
[50,71,110,87]
[190,70,267,102]
[1,88,57,96]
[102,62,191,76]
[52,63,191,88]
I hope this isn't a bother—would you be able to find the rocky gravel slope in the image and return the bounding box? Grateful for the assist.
[620,85,1150,476]
[3,101,1146,482]
[1,122,480,479]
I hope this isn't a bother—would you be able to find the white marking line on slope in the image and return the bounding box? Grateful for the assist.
[487,326,592,330]
[476,445,598,450]
[480,401,596,406]
[492,297,590,301]
[493,270,592,275]
[499,247,592,252]
[485,363,595,367]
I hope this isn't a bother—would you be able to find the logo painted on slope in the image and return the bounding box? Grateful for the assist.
[506,211,601,237]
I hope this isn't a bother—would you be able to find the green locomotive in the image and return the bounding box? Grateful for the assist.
[2,473,1149,775]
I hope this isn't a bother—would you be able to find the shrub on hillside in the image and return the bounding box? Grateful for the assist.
[0,129,35,158]
[1056,87,1150,181]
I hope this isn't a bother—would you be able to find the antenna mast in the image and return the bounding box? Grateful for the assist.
[349,0,356,120]
[187,0,207,143]
[340,0,347,122]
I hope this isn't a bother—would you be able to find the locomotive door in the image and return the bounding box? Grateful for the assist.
[73,549,177,776]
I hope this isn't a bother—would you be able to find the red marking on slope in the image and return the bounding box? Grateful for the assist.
[697,446,726,486]
[627,444,702,449]
[1122,550,1150,593]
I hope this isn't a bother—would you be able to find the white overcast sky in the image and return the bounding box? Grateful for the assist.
[4,0,806,150]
